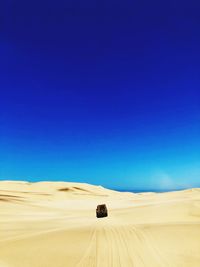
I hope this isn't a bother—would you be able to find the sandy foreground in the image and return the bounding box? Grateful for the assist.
[0,181,200,267]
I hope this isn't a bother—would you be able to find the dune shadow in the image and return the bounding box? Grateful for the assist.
[0,194,25,203]
[58,187,73,192]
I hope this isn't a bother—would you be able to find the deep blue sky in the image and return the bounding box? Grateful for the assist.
[0,1,200,190]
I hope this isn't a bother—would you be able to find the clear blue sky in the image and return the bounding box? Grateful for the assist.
[0,1,200,190]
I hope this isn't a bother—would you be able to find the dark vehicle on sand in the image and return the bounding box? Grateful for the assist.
[96,204,108,218]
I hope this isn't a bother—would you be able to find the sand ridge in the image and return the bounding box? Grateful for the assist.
[0,181,200,266]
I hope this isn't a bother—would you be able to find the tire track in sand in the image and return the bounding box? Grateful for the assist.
[76,221,174,267]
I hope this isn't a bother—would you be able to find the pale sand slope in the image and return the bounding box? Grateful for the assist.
[0,181,200,267]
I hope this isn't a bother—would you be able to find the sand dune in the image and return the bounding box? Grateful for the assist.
[0,181,200,266]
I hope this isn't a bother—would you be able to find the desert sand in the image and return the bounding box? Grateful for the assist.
[0,181,200,267]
